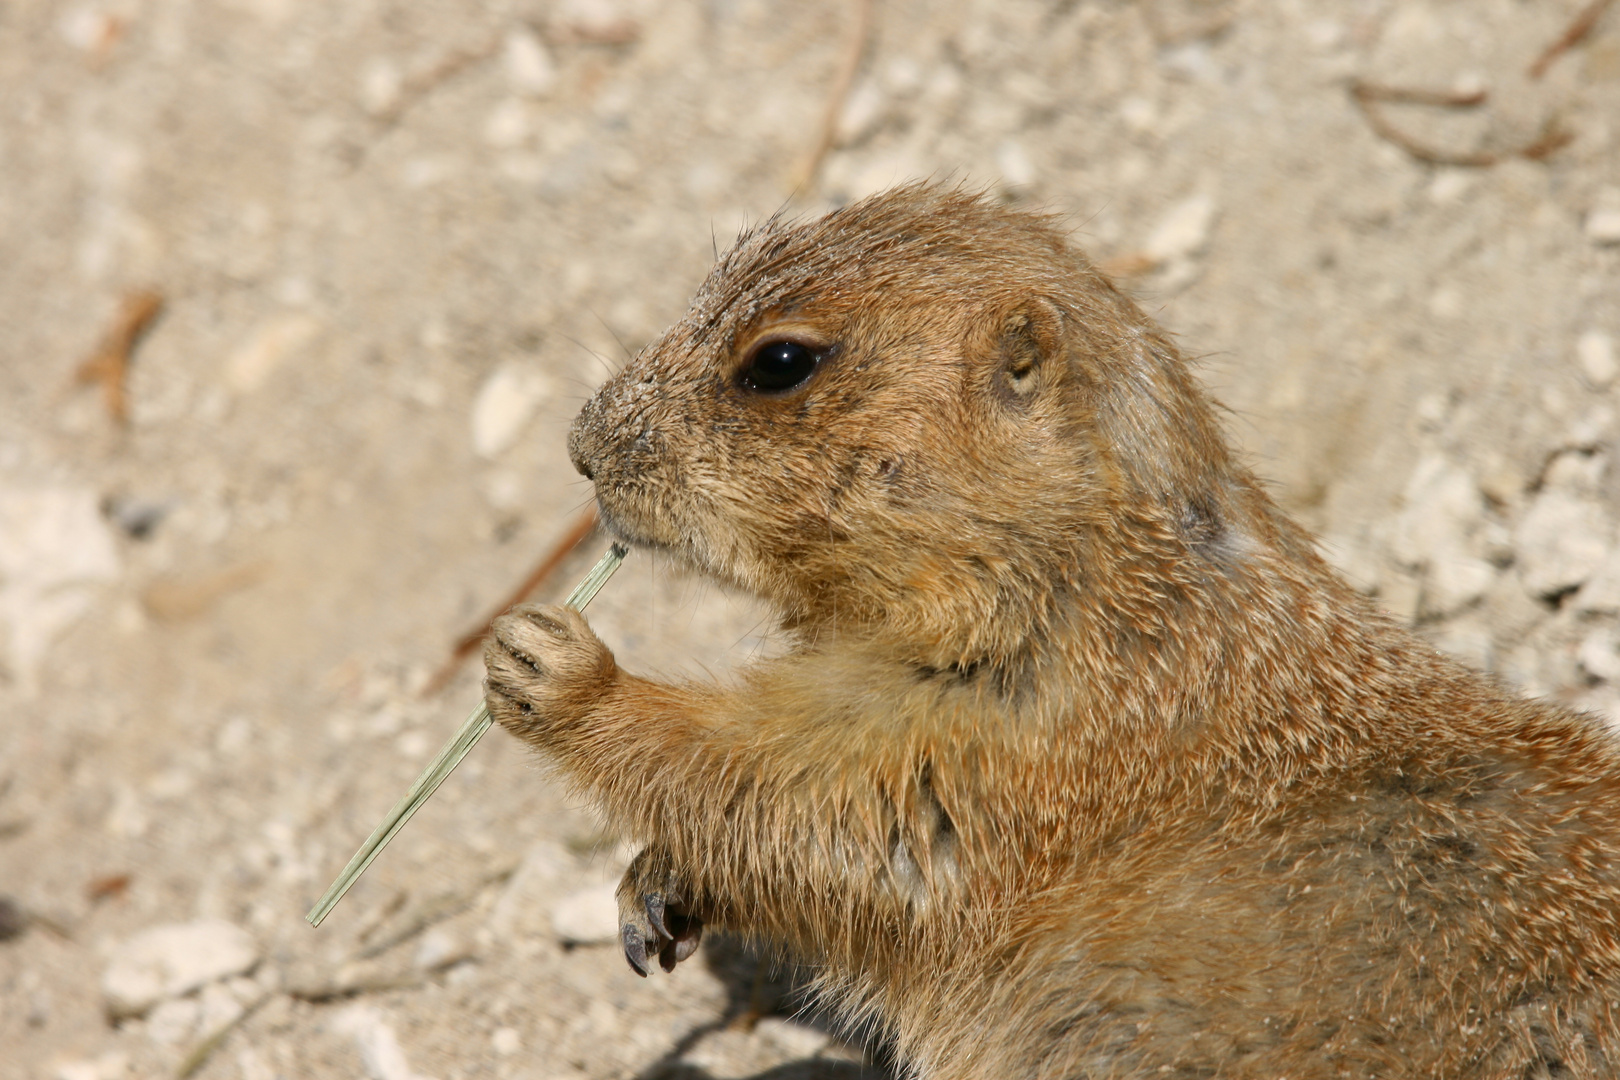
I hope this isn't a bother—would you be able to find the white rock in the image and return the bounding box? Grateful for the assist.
[1378,573,1422,625]
[1578,329,1618,389]
[59,9,120,52]
[555,0,635,39]
[104,785,149,839]
[1567,407,1617,451]
[226,974,265,1005]
[549,881,620,945]
[1426,170,1475,205]
[1144,193,1216,264]
[145,996,200,1045]
[483,98,531,148]
[1545,449,1608,495]
[488,841,571,938]
[882,56,923,95]
[1119,96,1157,135]
[1388,453,1483,565]
[1586,209,1620,245]
[492,1026,522,1055]
[412,927,465,971]
[361,59,403,116]
[102,920,260,1018]
[1426,550,1496,616]
[1317,532,1380,594]
[225,314,320,393]
[996,139,1036,191]
[1514,490,1612,599]
[0,486,121,696]
[198,979,247,1032]
[1160,42,1219,82]
[503,27,556,97]
[471,364,552,459]
[334,1005,432,1080]
[236,1048,274,1080]
[836,79,886,144]
[53,1053,128,1080]
[757,1017,831,1058]
[1427,285,1463,320]
[1429,619,1492,671]
[1576,549,1620,614]
[1579,626,1620,682]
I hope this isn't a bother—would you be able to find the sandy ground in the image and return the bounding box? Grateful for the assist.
[2,0,1619,1077]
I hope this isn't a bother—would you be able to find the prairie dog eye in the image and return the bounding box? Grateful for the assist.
[739,339,820,393]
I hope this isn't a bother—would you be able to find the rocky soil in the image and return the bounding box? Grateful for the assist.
[2,0,1619,1078]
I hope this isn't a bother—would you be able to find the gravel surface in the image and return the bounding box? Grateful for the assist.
[3,1,1619,1078]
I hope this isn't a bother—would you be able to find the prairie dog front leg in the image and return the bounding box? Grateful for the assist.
[483,607,919,971]
[483,603,620,741]
[484,604,716,969]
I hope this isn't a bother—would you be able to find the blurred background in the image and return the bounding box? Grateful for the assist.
[2,0,1618,1077]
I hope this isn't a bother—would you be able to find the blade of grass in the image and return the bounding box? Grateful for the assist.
[306,541,628,927]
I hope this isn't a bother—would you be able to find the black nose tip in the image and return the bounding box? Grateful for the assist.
[567,416,596,480]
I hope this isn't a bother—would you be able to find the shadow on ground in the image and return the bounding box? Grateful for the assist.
[633,933,899,1080]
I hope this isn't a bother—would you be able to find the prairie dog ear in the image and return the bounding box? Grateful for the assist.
[995,297,1065,399]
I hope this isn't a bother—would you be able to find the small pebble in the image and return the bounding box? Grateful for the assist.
[361,59,403,116]
[1425,552,1495,617]
[225,315,320,394]
[101,494,169,540]
[199,980,247,1032]
[1579,626,1620,682]
[484,99,531,149]
[757,1017,831,1058]
[145,996,200,1045]
[550,881,621,945]
[492,1026,522,1055]
[413,928,465,971]
[471,364,552,459]
[52,1053,128,1080]
[996,140,1036,191]
[1578,330,1618,390]
[1576,550,1620,614]
[334,1005,423,1080]
[503,27,556,97]
[836,79,886,144]
[102,920,260,1018]
[1513,490,1612,600]
[1145,193,1216,264]
[554,0,640,41]
[0,486,122,695]
[1586,209,1620,246]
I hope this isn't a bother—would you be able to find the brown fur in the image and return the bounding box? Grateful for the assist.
[484,186,1620,1078]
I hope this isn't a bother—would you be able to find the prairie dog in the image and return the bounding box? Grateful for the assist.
[484,186,1620,1078]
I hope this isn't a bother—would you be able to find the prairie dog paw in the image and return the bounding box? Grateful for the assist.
[618,848,704,976]
[484,603,616,739]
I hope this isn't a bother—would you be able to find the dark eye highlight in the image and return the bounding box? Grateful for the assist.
[739,340,820,393]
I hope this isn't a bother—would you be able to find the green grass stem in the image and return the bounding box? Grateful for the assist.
[306,541,628,928]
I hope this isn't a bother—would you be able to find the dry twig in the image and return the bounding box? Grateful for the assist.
[1528,0,1616,79]
[173,993,270,1080]
[1348,79,1573,167]
[1350,82,1488,108]
[374,40,502,128]
[74,289,163,425]
[1096,252,1160,280]
[86,873,132,903]
[355,859,518,960]
[787,0,877,196]
[422,504,600,696]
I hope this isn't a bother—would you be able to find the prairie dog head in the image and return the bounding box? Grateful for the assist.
[570,186,1242,669]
